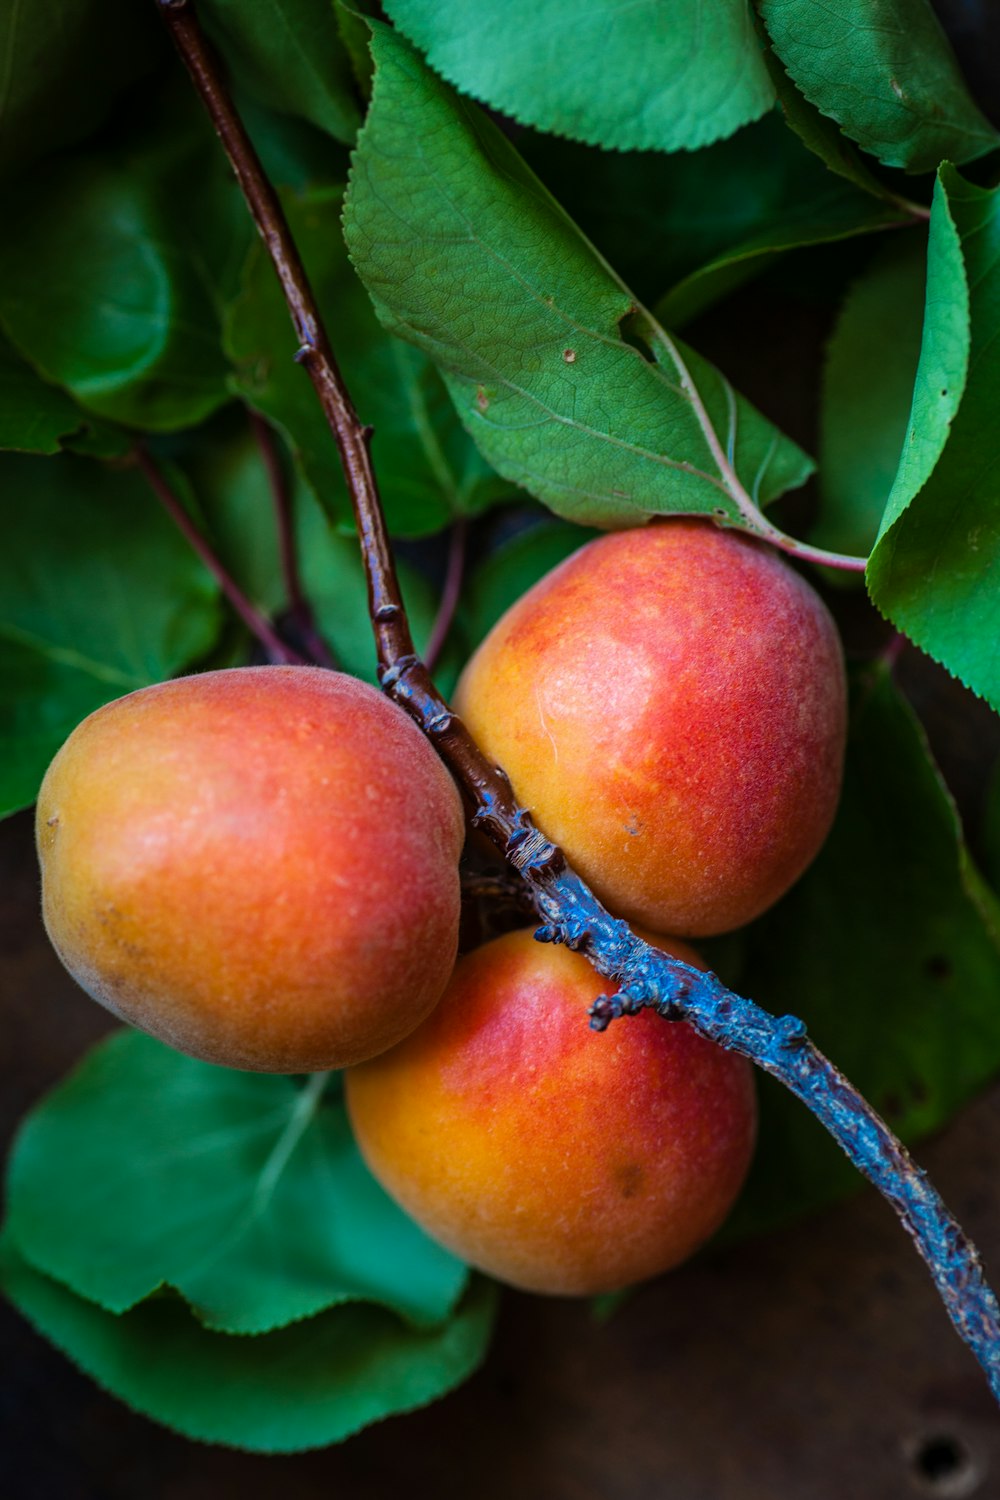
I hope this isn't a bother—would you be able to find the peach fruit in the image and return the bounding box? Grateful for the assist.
[346,928,756,1296]
[454,520,847,937]
[36,666,465,1072]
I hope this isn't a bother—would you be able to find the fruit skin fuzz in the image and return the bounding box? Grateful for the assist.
[36,666,466,1073]
[347,928,757,1296]
[455,519,847,938]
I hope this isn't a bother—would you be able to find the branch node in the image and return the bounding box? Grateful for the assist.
[777,1014,809,1050]
[294,343,316,365]
[533,923,562,945]
[378,654,420,690]
[588,996,617,1033]
[506,822,562,875]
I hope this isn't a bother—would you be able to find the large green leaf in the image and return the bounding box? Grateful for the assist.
[0,0,157,179]
[0,454,220,817]
[225,187,505,537]
[759,0,1000,173]
[0,95,253,432]
[867,168,1000,711]
[0,1235,497,1453]
[382,0,774,152]
[200,0,361,144]
[812,237,927,562]
[7,1032,467,1334]
[717,667,1000,1239]
[344,27,813,534]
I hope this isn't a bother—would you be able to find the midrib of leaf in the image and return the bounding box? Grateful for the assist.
[401,124,728,494]
[175,1072,332,1283]
[0,622,145,690]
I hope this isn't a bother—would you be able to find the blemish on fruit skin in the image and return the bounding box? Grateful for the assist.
[615,1162,645,1199]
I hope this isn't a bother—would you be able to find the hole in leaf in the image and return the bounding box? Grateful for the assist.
[618,309,655,364]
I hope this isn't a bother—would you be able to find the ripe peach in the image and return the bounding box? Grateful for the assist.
[454,520,846,937]
[36,666,465,1072]
[345,929,756,1296]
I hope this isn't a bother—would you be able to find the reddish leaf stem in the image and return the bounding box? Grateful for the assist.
[425,518,467,673]
[135,445,306,667]
[248,410,338,668]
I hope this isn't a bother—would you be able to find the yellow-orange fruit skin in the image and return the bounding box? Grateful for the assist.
[345,930,756,1296]
[454,520,847,937]
[36,666,465,1073]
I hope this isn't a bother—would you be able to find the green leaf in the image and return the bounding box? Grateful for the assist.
[0,334,87,454]
[0,96,253,432]
[0,454,220,817]
[238,99,351,194]
[0,0,157,179]
[762,43,917,202]
[464,517,596,649]
[759,0,1000,173]
[335,0,376,103]
[717,667,1000,1239]
[170,420,466,692]
[655,189,904,330]
[225,187,505,537]
[381,0,774,152]
[522,111,905,327]
[7,1031,467,1334]
[345,27,813,535]
[200,0,361,144]
[0,1235,497,1453]
[812,237,927,562]
[867,168,1000,711]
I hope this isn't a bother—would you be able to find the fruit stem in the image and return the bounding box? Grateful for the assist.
[156,0,1000,1407]
[134,445,307,667]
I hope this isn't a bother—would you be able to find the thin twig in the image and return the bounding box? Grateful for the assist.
[248,409,338,668]
[425,518,467,673]
[156,0,1000,1403]
[135,445,306,666]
